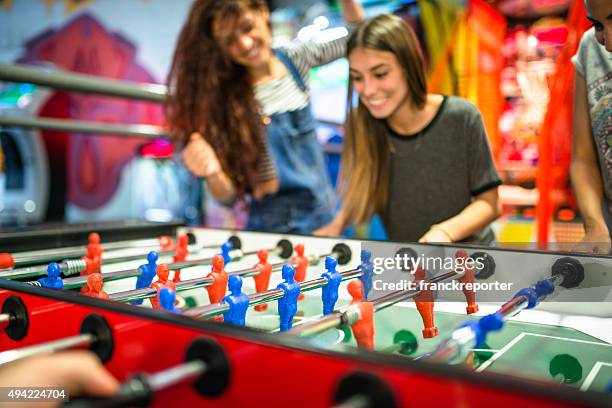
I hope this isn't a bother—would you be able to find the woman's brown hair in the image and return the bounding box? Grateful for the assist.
[341,14,427,224]
[165,0,268,196]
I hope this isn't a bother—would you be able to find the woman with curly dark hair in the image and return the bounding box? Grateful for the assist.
[166,0,363,233]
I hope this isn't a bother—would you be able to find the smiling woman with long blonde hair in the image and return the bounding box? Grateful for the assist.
[315,14,501,243]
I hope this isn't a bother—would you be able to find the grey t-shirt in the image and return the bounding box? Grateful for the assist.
[383,96,501,243]
[571,28,612,233]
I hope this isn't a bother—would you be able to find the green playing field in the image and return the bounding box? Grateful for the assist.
[181,289,611,393]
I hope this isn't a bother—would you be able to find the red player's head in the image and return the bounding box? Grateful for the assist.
[0,253,14,269]
[160,236,174,250]
[455,250,468,260]
[295,243,304,256]
[178,234,189,247]
[88,232,100,245]
[257,249,268,263]
[212,255,224,271]
[156,264,170,281]
[87,273,104,292]
[347,280,363,301]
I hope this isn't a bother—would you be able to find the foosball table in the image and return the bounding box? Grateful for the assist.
[0,222,610,407]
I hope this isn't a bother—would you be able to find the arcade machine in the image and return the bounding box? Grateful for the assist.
[0,82,50,227]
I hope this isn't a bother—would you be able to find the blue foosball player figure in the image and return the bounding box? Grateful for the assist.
[38,262,63,289]
[277,264,301,332]
[321,256,341,315]
[359,250,373,299]
[159,287,181,313]
[221,241,233,265]
[222,275,250,326]
[131,251,159,305]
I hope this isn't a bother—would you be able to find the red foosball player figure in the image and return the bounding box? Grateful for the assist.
[80,245,102,294]
[347,280,374,350]
[86,273,109,300]
[88,232,103,257]
[206,254,229,305]
[0,252,14,269]
[456,250,478,314]
[292,244,308,301]
[412,266,438,338]
[172,234,189,283]
[150,264,176,309]
[253,249,272,311]
[159,235,175,251]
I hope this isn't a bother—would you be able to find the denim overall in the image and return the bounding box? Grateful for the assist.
[246,49,335,234]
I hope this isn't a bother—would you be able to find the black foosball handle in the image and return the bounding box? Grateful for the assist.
[63,373,152,408]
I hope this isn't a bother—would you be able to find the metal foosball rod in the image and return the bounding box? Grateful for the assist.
[109,243,350,303]
[111,261,286,303]
[0,235,241,280]
[288,270,459,337]
[426,259,585,365]
[167,238,292,271]
[0,237,162,269]
[184,267,363,319]
[63,337,230,408]
[26,239,290,291]
[0,313,11,331]
[1,250,172,281]
[0,333,95,365]
[65,360,206,408]
[0,314,113,366]
[0,233,199,270]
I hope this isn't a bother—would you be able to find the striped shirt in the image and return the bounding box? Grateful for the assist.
[254,34,350,182]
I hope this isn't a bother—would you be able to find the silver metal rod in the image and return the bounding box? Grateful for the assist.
[0,261,77,280]
[498,295,529,318]
[332,395,371,408]
[0,115,166,138]
[0,237,174,270]
[550,274,564,287]
[109,247,339,304]
[57,248,246,291]
[32,250,220,290]
[110,276,214,302]
[23,252,179,289]
[0,333,94,365]
[427,276,563,364]
[291,313,345,337]
[61,268,142,290]
[109,260,289,303]
[186,267,362,319]
[148,360,206,391]
[0,63,166,102]
[290,271,458,337]
[0,313,10,330]
[426,326,476,364]
[98,248,176,264]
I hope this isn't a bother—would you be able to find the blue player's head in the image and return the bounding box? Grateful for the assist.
[47,262,61,279]
[147,251,159,264]
[282,264,295,281]
[159,287,176,311]
[222,241,233,252]
[361,249,372,263]
[325,256,337,271]
[228,275,243,295]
